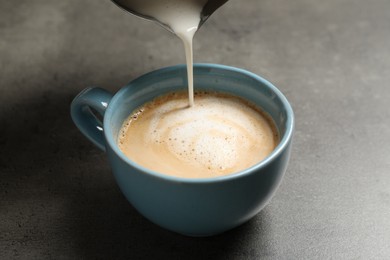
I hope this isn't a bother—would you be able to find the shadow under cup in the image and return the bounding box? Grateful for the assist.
[71,64,294,236]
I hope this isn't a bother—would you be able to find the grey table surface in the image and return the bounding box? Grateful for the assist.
[1,0,390,259]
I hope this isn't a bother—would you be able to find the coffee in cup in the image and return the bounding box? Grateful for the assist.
[118,90,279,178]
[70,64,294,236]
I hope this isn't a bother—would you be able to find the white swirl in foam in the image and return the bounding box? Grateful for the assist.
[147,95,266,172]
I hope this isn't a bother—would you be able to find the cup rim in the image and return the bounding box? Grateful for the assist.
[104,63,294,183]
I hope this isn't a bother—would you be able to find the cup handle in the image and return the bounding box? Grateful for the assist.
[70,87,113,151]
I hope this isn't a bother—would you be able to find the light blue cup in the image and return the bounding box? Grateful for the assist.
[71,64,294,236]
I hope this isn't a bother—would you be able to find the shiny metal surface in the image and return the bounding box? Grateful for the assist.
[111,0,228,32]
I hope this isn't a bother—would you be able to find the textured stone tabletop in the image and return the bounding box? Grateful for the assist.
[1,0,389,259]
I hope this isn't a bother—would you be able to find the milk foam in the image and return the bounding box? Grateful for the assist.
[119,92,278,178]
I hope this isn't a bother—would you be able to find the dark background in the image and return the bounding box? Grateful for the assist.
[1,0,389,259]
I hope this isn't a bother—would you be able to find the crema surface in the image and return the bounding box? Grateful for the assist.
[118,91,278,178]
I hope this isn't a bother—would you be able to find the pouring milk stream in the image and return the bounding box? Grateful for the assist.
[111,0,228,107]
